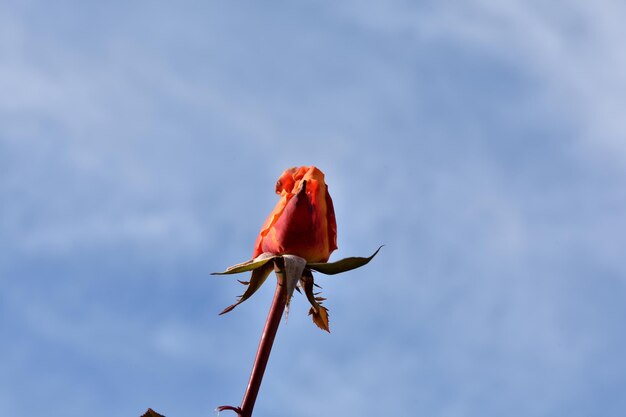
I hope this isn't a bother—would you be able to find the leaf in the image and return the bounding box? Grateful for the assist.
[211,253,277,275]
[219,261,274,315]
[141,409,165,417]
[307,245,383,275]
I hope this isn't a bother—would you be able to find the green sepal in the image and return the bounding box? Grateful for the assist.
[211,253,277,275]
[307,245,383,275]
[218,261,274,315]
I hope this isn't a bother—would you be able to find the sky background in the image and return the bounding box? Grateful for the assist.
[1,1,625,416]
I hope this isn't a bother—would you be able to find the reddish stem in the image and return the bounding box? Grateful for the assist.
[218,263,287,417]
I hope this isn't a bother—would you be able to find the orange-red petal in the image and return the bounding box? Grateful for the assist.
[253,166,337,263]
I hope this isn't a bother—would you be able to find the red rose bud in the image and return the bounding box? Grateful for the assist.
[252,166,337,263]
[213,167,381,417]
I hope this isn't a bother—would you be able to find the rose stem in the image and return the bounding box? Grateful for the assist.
[234,261,287,417]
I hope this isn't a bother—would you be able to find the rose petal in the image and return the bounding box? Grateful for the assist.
[252,166,337,263]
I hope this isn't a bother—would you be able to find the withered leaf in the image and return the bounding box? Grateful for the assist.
[141,409,165,417]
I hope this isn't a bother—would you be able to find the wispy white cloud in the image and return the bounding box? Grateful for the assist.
[323,0,626,164]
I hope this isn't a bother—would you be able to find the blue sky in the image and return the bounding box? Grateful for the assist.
[2,1,625,416]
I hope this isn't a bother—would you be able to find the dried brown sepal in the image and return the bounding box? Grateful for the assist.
[308,305,330,332]
[300,270,330,332]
